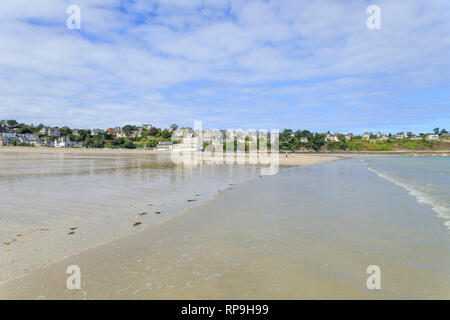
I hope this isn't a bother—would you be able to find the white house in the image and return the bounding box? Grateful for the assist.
[156,141,173,151]
[54,137,82,148]
[326,133,339,142]
[426,134,439,140]
[376,132,388,140]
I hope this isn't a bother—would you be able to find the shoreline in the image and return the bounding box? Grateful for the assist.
[1,145,449,156]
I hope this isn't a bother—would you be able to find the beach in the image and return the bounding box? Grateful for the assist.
[0,148,335,291]
[1,149,448,299]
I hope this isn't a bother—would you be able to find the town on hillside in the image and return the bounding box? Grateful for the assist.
[0,120,449,152]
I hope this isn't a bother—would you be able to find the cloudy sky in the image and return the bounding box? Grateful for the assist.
[0,0,449,133]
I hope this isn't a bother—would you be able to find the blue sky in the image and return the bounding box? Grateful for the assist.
[0,0,449,134]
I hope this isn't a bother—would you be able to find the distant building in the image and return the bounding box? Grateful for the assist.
[325,133,339,142]
[172,135,201,152]
[115,127,127,138]
[344,133,353,140]
[142,124,152,130]
[0,122,10,133]
[72,129,80,136]
[376,132,388,140]
[106,128,116,136]
[156,141,173,151]
[90,129,104,136]
[39,126,61,137]
[362,132,371,140]
[0,133,51,147]
[172,128,193,142]
[426,134,439,140]
[54,137,83,148]
[300,137,308,143]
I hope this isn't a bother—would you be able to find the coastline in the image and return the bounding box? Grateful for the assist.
[1,145,449,155]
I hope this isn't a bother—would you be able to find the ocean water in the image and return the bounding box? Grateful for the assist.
[363,156,450,230]
[2,156,448,299]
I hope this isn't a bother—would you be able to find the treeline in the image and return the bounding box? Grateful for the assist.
[0,120,177,149]
[279,129,449,152]
[64,127,175,149]
[0,120,44,135]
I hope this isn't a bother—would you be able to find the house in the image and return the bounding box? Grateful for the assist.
[0,121,18,133]
[376,132,388,140]
[300,137,308,143]
[172,128,194,142]
[362,132,371,140]
[395,132,407,139]
[344,133,353,140]
[426,134,439,140]
[156,141,173,151]
[203,129,225,152]
[115,127,126,138]
[0,122,10,133]
[173,136,201,152]
[72,129,80,136]
[39,126,61,137]
[90,129,104,136]
[0,133,50,147]
[53,137,83,148]
[106,128,116,137]
[325,133,339,142]
[142,124,152,130]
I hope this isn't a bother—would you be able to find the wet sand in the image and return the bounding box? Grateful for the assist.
[0,148,335,289]
[1,157,448,299]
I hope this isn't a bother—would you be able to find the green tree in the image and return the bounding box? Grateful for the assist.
[60,127,73,136]
[123,140,136,149]
[122,125,135,137]
[148,127,158,136]
[162,128,171,139]
[6,120,19,128]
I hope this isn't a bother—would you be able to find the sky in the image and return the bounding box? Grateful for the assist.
[0,0,449,134]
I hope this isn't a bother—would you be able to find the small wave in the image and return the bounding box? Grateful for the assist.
[367,167,450,230]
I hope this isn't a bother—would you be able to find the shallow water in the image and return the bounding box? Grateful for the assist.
[363,156,450,229]
[1,157,448,299]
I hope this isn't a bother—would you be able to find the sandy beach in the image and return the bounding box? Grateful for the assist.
[0,148,336,292]
[1,153,449,299]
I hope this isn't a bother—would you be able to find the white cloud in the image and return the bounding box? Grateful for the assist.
[0,0,448,132]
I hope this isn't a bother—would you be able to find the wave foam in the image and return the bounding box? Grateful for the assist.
[368,167,450,230]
